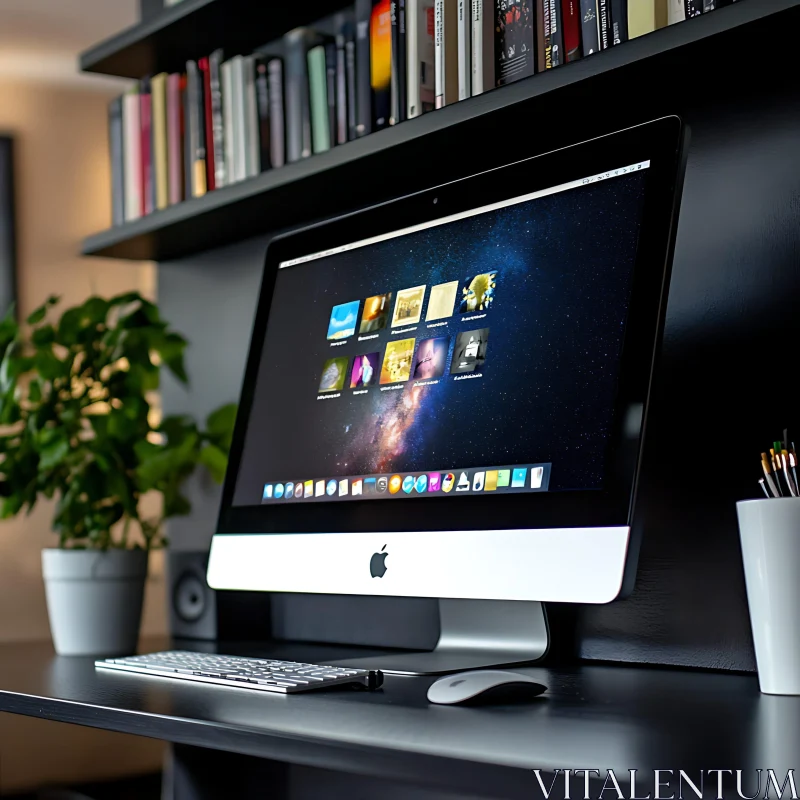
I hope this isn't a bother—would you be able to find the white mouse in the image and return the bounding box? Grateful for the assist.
[427,670,547,705]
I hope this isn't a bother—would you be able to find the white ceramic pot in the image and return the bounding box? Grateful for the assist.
[737,497,800,695]
[41,548,148,656]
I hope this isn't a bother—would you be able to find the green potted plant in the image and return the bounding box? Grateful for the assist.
[0,293,236,656]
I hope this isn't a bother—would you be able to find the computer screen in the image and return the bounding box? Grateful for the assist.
[232,162,649,508]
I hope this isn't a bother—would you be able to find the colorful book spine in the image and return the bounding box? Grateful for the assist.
[435,0,458,107]
[355,0,373,136]
[627,0,655,37]
[542,0,562,69]
[610,0,628,42]
[580,0,601,54]
[186,60,207,198]
[255,57,272,170]
[561,0,582,61]
[371,0,392,128]
[536,0,546,71]
[209,50,226,188]
[122,89,142,222]
[267,59,286,168]
[308,45,331,154]
[108,96,124,226]
[139,77,153,215]
[285,29,313,162]
[407,0,435,117]
[457,0,471,100]
[151,72,169,210]
[166,73,183,205]
[471,0,494,95]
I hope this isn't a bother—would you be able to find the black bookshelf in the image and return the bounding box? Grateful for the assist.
[81,0,800,261]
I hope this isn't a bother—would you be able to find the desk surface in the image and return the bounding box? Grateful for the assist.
[0,639,797,798]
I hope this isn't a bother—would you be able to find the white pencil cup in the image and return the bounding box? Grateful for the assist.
[737,498,800,695]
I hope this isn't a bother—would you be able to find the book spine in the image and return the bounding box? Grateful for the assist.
[221,61,236,182]
[122,90,142,221]
[308,45,331,154]
[549,0,562,68]
[166,74,182,205]
[702,0,715,8]
[561,0,582,60]
[496,0,537,81]
[471,0,494,94]
[325,42,338,144]
[579,0,601,54]
[598,0,611,48]
[255,58,272,171]
[355,0,373,136]
[346,39,358,138]
[209,49,226,188]
[390,0,408,123]
[182,76,191,200]
[536,0,546,71]
[186,61,207,198]
[285,29,312,161]
[267,59,286,168]
[371,0,392,128]
[684,0,702,15]
[336,34,349,144]
[434,0,444,107]
[667,0,686,22]
[457,0,471,100]
[151,73,169,210]
[627,0,656,36]
[243,55,260,177]
[610,0,628,41]
[139,78,153,215]
[409,0,435,114]
[108,96,125,226]
[198,58,215,191]
[231,56,247,178]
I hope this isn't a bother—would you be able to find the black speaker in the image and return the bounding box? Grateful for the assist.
[167,550,273,641]
[168,551,217,640]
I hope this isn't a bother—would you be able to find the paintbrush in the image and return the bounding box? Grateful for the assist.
[770,448,785,495]
[781,450,798,497]
[759,478,770,498]
[761,452,781,498]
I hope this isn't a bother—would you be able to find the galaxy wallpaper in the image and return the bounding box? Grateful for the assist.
[233,171,648,507]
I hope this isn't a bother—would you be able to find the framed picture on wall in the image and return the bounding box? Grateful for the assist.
[0,136,17,320]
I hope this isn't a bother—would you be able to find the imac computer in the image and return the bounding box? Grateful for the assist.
[207,117,687,675]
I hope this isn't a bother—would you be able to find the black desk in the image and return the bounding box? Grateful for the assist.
[1,639,797,799]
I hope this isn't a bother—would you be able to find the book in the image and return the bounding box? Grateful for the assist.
[166,73,183,205]
[667,0,686,22]
[285,28,313,162]
[122,89,142,222]
[407,0,436,117]
[684,0,702,15]
[355,0,373,136]
[230,55,247,180]
[542,0,562,69]
[151,72,169,210]
[268,59,286,168]
[139,77,153,215]
[255,57,272,170]
[371,0,392,128]
[198,58,215,191]
[434,0,459,107]
[610,0,628,41]
[598,0,611,48]
[457,0,471,100]
[108,96,124,226]
[471,0,494,95]
[209,50,226,189]
[561,0,582,61]
[536,0,546,70]
[580,0,601,54]
[187,61,207,197]
[221,60,236,182]
[345,38,358,138]
[243,55,260,177]
[335,31,349,144]
[627,0,655,37]
[308,45,331,154]
[182,75,192,200]
[325,42,338,145]
[390,0,408,123]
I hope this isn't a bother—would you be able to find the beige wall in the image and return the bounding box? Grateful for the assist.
[0,76,166,792]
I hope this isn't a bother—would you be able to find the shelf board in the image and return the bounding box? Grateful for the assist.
[81,0,799,261]
[80,0,351,78]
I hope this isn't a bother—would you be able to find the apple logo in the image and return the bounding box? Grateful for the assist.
[370,545,388,578]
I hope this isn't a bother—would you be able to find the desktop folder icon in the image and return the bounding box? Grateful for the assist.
[484,471,498,491]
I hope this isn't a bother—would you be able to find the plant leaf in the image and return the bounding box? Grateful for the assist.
[198,443,228,484]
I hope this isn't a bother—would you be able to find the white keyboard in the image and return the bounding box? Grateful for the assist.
[95,650,384,694]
